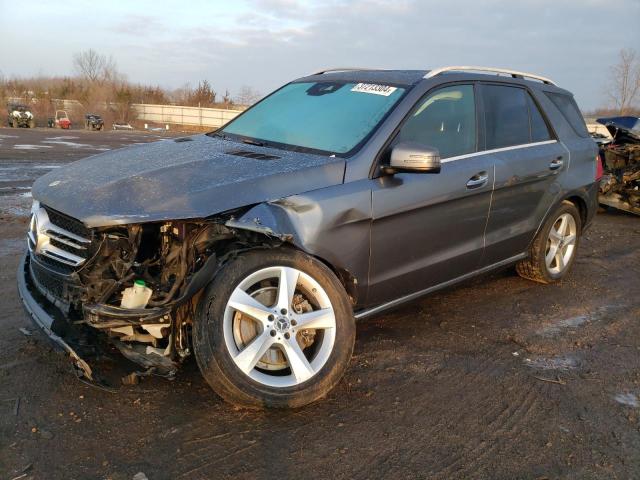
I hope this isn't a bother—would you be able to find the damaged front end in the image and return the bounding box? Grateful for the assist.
[596,116,640,215]
[18,200,268,382]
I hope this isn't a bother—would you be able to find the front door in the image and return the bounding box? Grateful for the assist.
[368,84,493,306]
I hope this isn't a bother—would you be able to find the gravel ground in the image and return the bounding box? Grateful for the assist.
[0,127,639,480]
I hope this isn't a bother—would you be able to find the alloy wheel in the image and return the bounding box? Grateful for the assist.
[545,213,577,275]
[223,266,337,388]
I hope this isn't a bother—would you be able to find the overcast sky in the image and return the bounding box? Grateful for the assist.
[0,0,638,110]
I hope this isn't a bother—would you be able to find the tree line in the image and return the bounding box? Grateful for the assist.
[0,49,262,125]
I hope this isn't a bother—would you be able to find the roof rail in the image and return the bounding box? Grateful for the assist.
[310,67,376,76]
[424,66,556,86]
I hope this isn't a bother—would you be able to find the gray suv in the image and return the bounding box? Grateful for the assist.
[18,66,599,408]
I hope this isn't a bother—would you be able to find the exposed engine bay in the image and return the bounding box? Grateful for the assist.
[24,200,287,381]
[596,116,640,215]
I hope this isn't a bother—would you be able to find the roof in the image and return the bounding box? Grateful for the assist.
[299,66,558,89]
[299,69,428,87]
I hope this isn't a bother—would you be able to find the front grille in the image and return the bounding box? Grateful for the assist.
[44,206,91,239]
[35,251,75,274]
[28,203,94,271]
[29,254,86,308]
[50,238,89,259]
[30,257,65,298]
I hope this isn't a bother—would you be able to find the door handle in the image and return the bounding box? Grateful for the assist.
[549,157,564,170]
[466,172,488,189]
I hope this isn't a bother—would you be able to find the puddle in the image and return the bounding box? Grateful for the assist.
[14,144,53,150]
[0,161,61,216]
[0,161,62,184]
[524,354,580,371]
[537,305,624,336]
[0,238,26,257]
[0,200,30,216]
[614,393,639,408]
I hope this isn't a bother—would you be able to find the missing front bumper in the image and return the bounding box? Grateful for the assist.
[17,254,179,381]
[17,253,94,379]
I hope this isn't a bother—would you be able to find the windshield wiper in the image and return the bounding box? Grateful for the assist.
[207,131,228,139]
[241,138,266,147]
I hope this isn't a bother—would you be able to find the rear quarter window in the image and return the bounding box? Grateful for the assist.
[544,92,589,138]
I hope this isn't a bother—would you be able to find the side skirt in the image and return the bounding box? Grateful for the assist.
[354,253,527,320]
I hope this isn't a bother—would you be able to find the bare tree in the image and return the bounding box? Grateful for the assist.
[73,49,117,84]
[235,85,262,106]
[608,48,640,115]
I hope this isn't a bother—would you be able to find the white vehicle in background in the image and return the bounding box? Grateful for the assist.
[112,122,134,130]
[7,103,35,128]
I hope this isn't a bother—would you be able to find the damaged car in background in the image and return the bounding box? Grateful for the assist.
[595,116,640,215]
[19,66,599,408]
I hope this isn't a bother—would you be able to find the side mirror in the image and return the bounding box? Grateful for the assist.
[381,141,441,175]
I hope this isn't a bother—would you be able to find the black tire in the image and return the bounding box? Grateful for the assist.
[516,200,581,284]
[194,248,355,409]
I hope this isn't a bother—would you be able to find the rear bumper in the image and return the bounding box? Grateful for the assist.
[583,181,599,232]
[17,253,94,378]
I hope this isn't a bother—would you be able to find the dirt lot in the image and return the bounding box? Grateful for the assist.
[1,127,639,480]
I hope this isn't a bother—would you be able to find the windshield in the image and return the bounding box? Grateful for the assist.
[220,81,406,155]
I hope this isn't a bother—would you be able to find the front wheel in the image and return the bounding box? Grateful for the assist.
[516,201,581,283]
[194,249,355,408]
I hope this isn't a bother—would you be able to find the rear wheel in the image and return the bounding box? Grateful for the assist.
[194,249,355,408]
[516,201,581,283]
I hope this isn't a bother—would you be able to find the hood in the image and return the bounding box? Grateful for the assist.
[32,135,346,227]
[596,116,640,142]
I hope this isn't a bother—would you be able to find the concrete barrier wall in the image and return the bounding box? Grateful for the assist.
[132,104,242,128]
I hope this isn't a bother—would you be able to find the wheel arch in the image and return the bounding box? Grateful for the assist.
[222,203,362,307]
[532,188,591,244]
[563,194,588,227]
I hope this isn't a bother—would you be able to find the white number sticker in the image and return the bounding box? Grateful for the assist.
[351,83,398,96]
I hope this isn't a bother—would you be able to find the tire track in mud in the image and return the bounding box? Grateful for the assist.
[347,350,541,480]
[429,385,542,479]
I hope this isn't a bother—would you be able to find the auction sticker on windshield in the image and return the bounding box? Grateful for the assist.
[351,83,398,96]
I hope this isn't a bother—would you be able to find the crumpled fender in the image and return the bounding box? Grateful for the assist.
[224,185,373,305]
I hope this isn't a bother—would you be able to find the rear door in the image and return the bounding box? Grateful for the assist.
[479,83,567,266]
[368,84,493,305]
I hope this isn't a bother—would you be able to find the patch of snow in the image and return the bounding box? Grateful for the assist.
[524,355,580,371]
[14,144,53,150]
[42,140,93,148]
[614,393,639,408]
[45,136,80,140]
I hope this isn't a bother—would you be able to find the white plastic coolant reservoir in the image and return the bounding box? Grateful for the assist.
[120,280,153,309]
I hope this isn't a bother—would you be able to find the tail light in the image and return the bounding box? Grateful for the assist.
[595,153,604,181]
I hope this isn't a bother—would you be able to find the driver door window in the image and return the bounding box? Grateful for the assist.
[396,85,477,158]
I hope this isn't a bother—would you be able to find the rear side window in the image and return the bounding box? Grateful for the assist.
[396,84,476,158]
[544,92,589,137]
[527,94,553,142]
[482,85,530,149]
